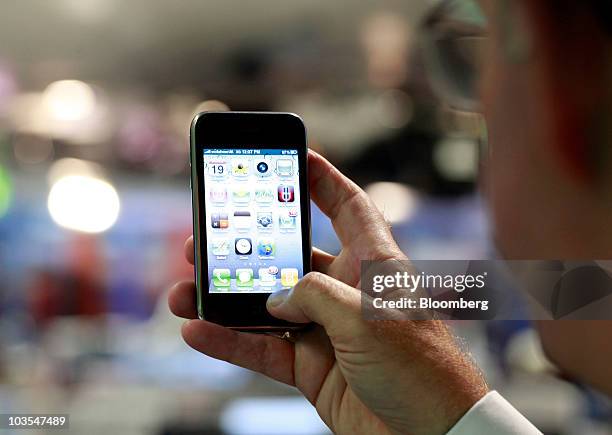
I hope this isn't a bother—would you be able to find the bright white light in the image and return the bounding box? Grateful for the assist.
[48,175,120,233]
[42,80,96,121]
[365,182,419,224]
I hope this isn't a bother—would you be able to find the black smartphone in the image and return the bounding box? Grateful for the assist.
[189,112,311,331]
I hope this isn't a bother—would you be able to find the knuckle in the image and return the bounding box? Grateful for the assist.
[296,271,327,294]
[294,271,341,303]
[345,189,369,214]
[304,272,357,309]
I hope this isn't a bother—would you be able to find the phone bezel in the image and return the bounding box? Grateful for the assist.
[190,111,311,330]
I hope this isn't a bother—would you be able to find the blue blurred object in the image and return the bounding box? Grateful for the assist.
[221,397,330,435]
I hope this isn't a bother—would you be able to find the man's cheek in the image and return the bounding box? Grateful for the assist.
[486,143,527,257]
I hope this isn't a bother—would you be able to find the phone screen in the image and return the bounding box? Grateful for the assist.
[203,147,304,293]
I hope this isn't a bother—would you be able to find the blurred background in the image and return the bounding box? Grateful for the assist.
[0,1,610,434]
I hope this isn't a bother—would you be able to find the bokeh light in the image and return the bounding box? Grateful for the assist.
[365,181,419,224]
[194,99,230,114]
[0,164,13,218]
[433,137,478,181]
[375,89,414,129]
[42,80,96,122]
[47,174,120,233]
[362,11,412,88]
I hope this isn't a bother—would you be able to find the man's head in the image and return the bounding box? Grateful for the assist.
[481,0,612,259]
[479,0,612,393]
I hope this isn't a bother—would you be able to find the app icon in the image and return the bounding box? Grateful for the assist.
[281,268,299,287]
[207,161,228,178]
[258,267,277,287]
[235,237,252,255]
[257,238,276,258]
[256,211,273,230]
[232,187,251,204]
[279,208,297,231]
[209,186,227,204]
[256,161,271,177]
[255,186,275,203]
[211,213,229,229]
[277,185,295,202]
[211,238,230,256]
[236,268,254,288]
[276,159,294,177]
[234,211,251,231]
[232,159,249,177]
[212,268,231,287]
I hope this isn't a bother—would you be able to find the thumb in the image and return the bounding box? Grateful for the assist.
[267,272,362,335]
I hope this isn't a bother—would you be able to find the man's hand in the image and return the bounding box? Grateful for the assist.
[169,150,488,435]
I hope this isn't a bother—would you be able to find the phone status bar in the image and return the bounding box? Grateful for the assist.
[204,149,297,156]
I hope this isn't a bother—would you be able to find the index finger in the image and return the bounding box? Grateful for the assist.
[182,319,296,386]
[308,150,401,257]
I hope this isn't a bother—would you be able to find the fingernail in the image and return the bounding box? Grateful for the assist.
[267,289,290,308]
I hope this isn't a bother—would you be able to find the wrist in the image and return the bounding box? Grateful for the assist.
[434,379,489,435]
[387,322,489,435]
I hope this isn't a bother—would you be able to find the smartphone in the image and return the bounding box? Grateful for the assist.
[189,112,311,331]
